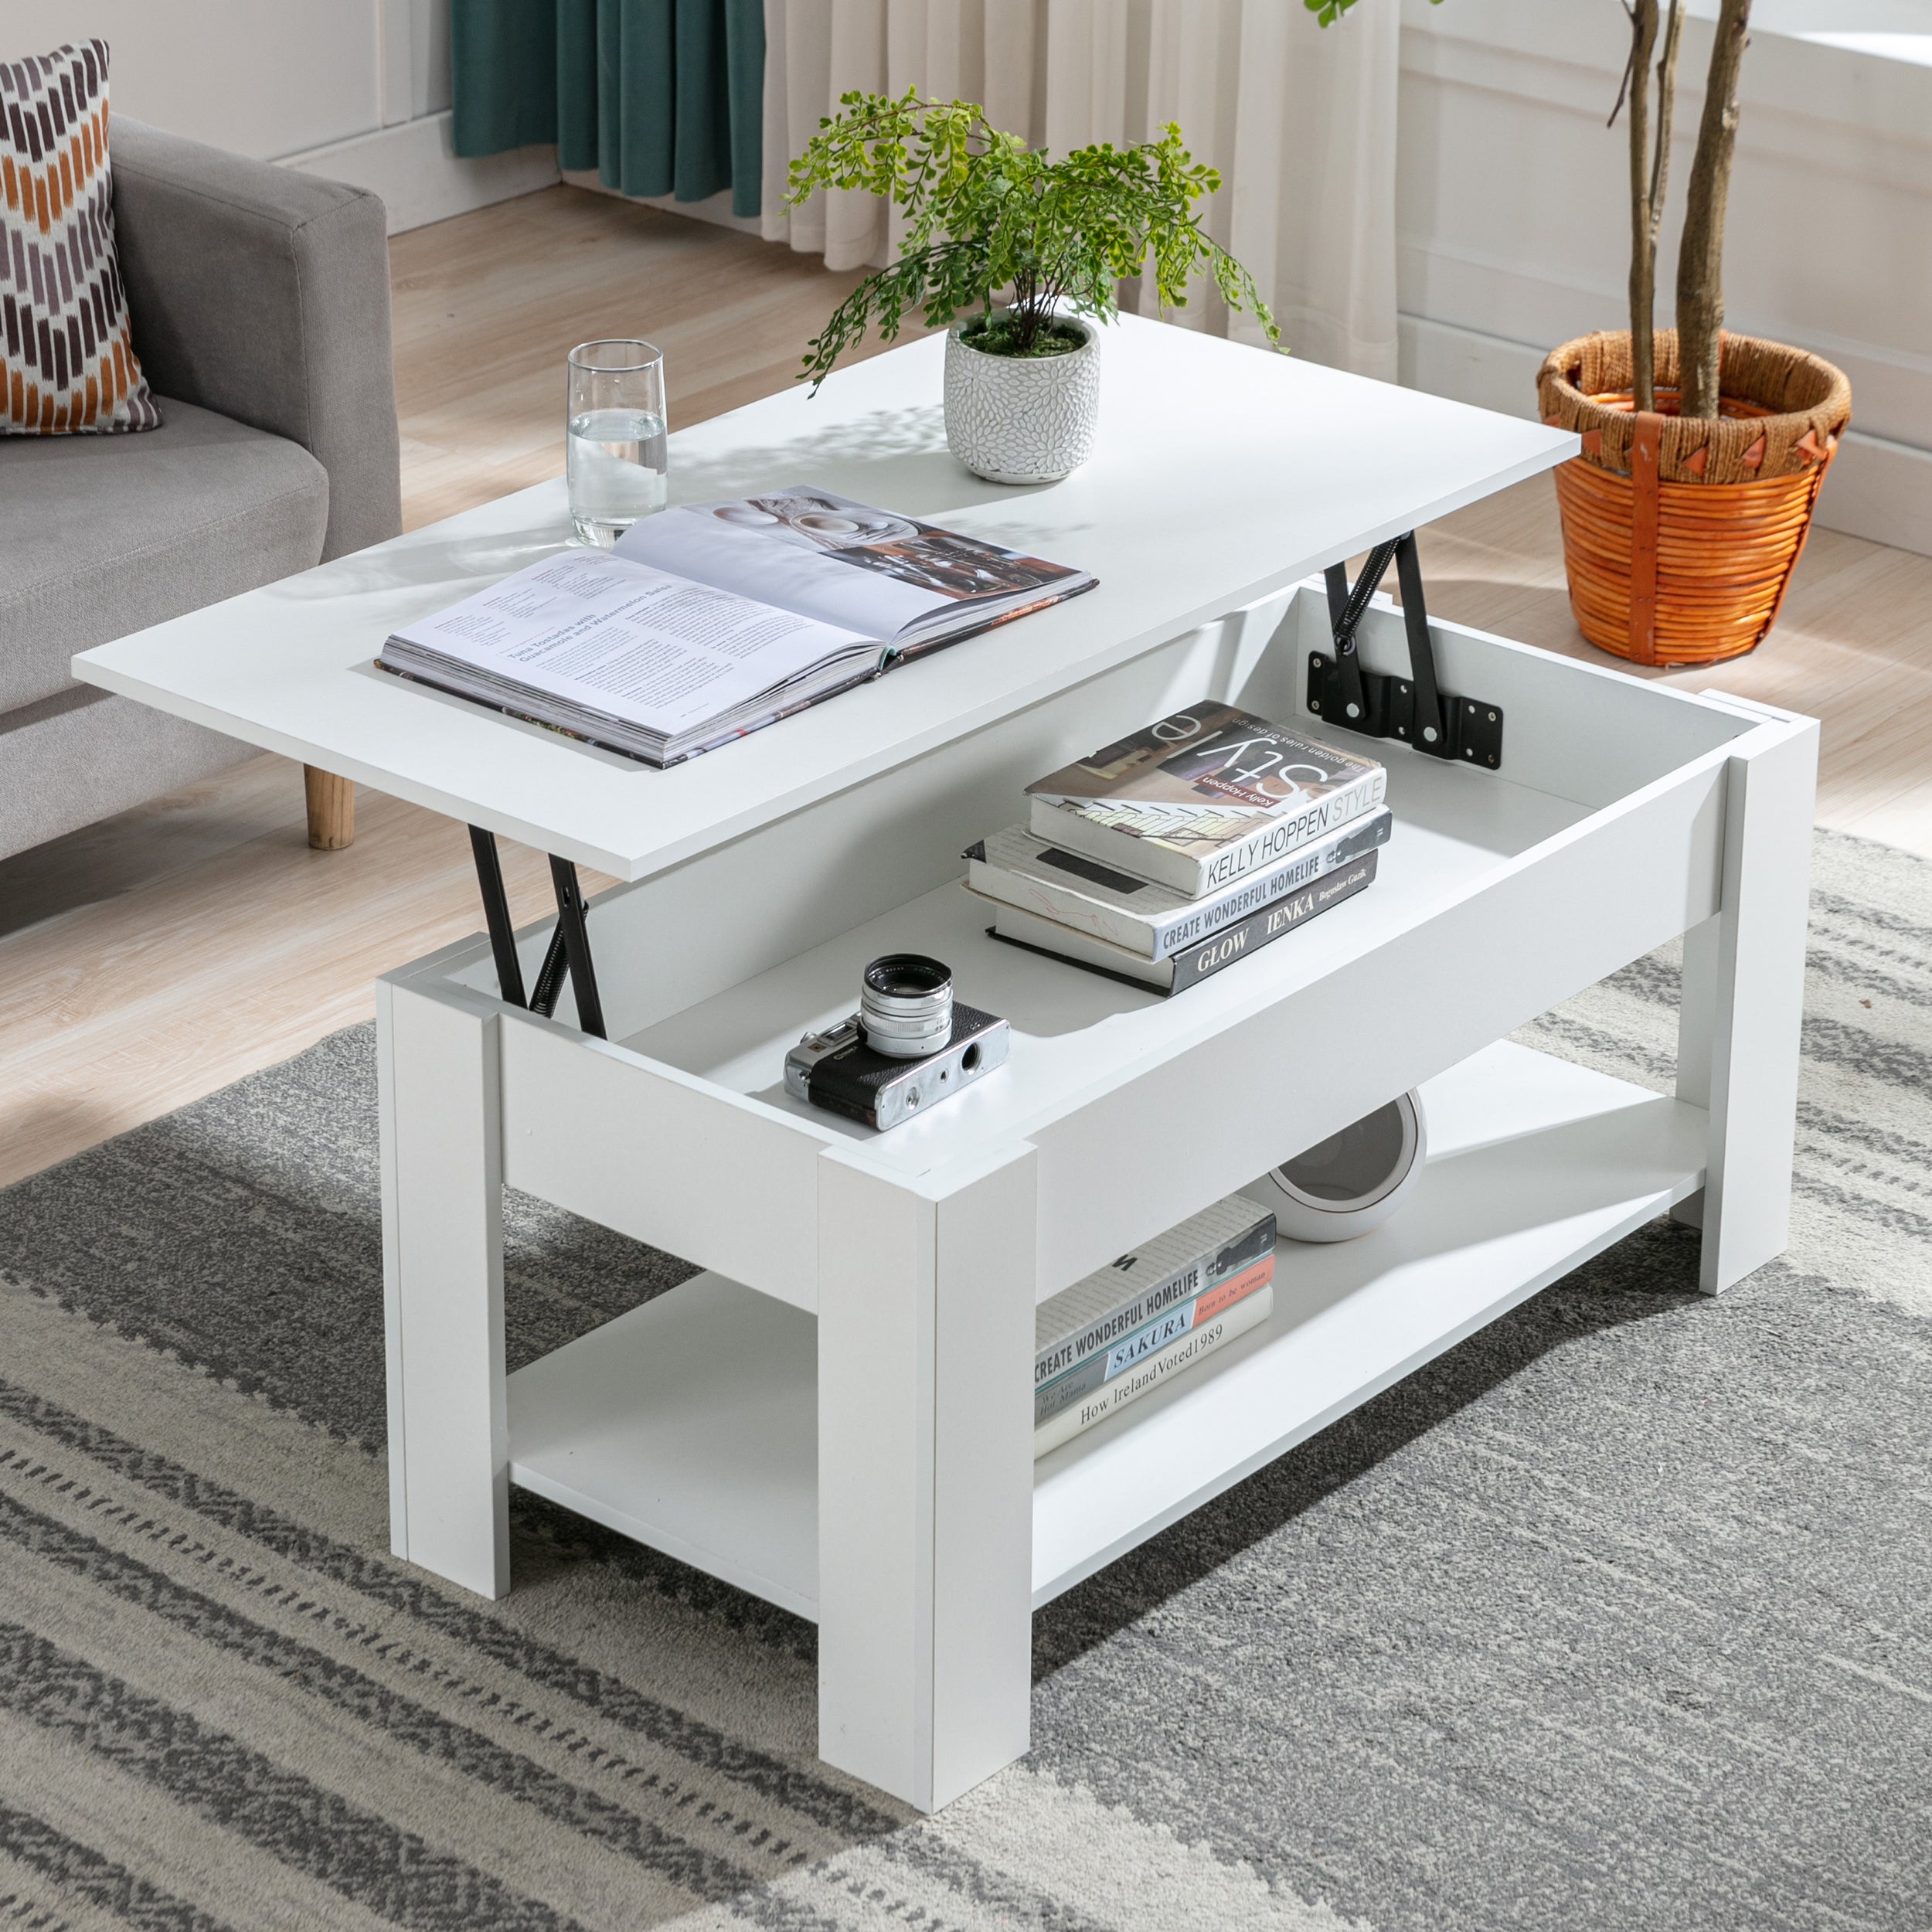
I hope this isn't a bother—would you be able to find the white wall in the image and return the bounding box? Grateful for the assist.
[9,0,1924,548]
[0,0,553,233]
[1395,0,1932,553]
[0,0,447,158]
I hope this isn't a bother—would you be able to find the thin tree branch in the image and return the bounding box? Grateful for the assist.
[1676,0,1750,420]
[1648,0,1685,260]
[1625,0,1660,409]
[1610,0,1642,130]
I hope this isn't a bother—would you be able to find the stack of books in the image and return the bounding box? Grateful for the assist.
[1034,1194,1277,1457]
[965,702,1389,993]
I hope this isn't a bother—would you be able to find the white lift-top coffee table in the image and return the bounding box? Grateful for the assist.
[73,316,1817,1814]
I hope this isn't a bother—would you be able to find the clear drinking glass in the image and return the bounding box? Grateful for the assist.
[566,339,668,546]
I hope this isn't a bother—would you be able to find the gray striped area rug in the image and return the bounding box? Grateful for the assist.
[0,826,1927,1932]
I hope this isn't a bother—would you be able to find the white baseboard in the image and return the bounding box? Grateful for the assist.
[281,112,560,236]
[1397,311,1932,559]
[1398,311,1544,424]
[1813,429,1932,557]
[560,168,764,236]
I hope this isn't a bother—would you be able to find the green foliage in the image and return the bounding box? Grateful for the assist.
[1304,0,1442,20]
[784,91,1280,390]
[961,311,1087,359]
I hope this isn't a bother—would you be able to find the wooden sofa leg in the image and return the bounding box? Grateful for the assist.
[304,766,355,850]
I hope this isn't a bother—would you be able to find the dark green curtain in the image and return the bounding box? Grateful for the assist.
[451,0,764,219]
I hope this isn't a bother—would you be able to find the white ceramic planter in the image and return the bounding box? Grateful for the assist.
[943,311,1100,485]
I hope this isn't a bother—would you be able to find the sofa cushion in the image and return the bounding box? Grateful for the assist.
[2,40,161,433]
[0,393,328,711]
[111,118,400,559]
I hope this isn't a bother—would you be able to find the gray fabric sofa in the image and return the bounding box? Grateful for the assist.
[0,117,401,862]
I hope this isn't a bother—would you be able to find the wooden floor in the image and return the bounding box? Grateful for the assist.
[391,186,898,529]
[2,181,1929,1190]
[1413,485,1932,855]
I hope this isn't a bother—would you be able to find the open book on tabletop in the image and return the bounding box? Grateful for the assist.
[376,485,1094,767]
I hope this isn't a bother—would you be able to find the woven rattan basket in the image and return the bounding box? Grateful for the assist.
[1537,329,1851,666]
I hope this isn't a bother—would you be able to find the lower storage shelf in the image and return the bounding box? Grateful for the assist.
[509,1277,819,1619]
[505,1039,1706,1620]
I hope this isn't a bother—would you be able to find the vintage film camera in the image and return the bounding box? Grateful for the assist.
[784,954,1009,1130]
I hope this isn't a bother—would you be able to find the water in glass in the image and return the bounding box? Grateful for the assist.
[566,338,667,546]
[567,407,668,543]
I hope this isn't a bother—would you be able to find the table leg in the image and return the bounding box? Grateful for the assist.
[378,975,510,1597]
[1672,716,1819,1294]
[304,766,354,849]
[816,1144,1038,1811]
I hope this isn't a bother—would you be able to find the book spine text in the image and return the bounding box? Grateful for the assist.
[1165,850,1378,992]
[1034,1259,1205,1386]
[1148,809,1389,956]
[1190,770,1386,893]
[1034,1255,1274,1427]
[1035,1285,1274,1458]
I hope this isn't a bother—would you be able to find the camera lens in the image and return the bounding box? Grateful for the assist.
[860,953,954,1059]
[865,956,949,999]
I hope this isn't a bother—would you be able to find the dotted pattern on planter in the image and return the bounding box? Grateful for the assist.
[944,325,1101,484]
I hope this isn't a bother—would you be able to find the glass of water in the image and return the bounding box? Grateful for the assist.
[566,339,668,546]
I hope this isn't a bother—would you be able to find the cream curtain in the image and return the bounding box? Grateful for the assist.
[760,0,1399,380]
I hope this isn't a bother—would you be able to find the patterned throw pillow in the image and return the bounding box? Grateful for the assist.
[1,39,158,434]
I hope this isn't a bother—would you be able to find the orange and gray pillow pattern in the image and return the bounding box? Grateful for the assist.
[2,40,158,434]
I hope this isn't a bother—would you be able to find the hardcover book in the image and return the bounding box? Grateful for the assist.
[1033,1193,1276,1393]
[978,849,1379,994]
[378,486,1093,769]
[1034,1285,1275,1458]
[1025,703,1385,896]
[1034,1249,1275,1428]
[966,805,1392,959]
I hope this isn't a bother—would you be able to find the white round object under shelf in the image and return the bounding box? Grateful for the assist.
[1262,1090,1427,1242]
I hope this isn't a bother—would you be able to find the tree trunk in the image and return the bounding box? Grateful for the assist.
[1624,2,1660,410]
[1648,8,1683,399]
[1619,2,1682,412]
[1676,0,1751,420]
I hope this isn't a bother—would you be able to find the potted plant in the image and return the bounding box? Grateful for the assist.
[1543,2,1853,666]
[1321,0,1849,666]
[786,92,1280,485]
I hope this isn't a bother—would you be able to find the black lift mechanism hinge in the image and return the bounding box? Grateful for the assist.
[1306,532,1504,770]
[467,826,607,1039]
